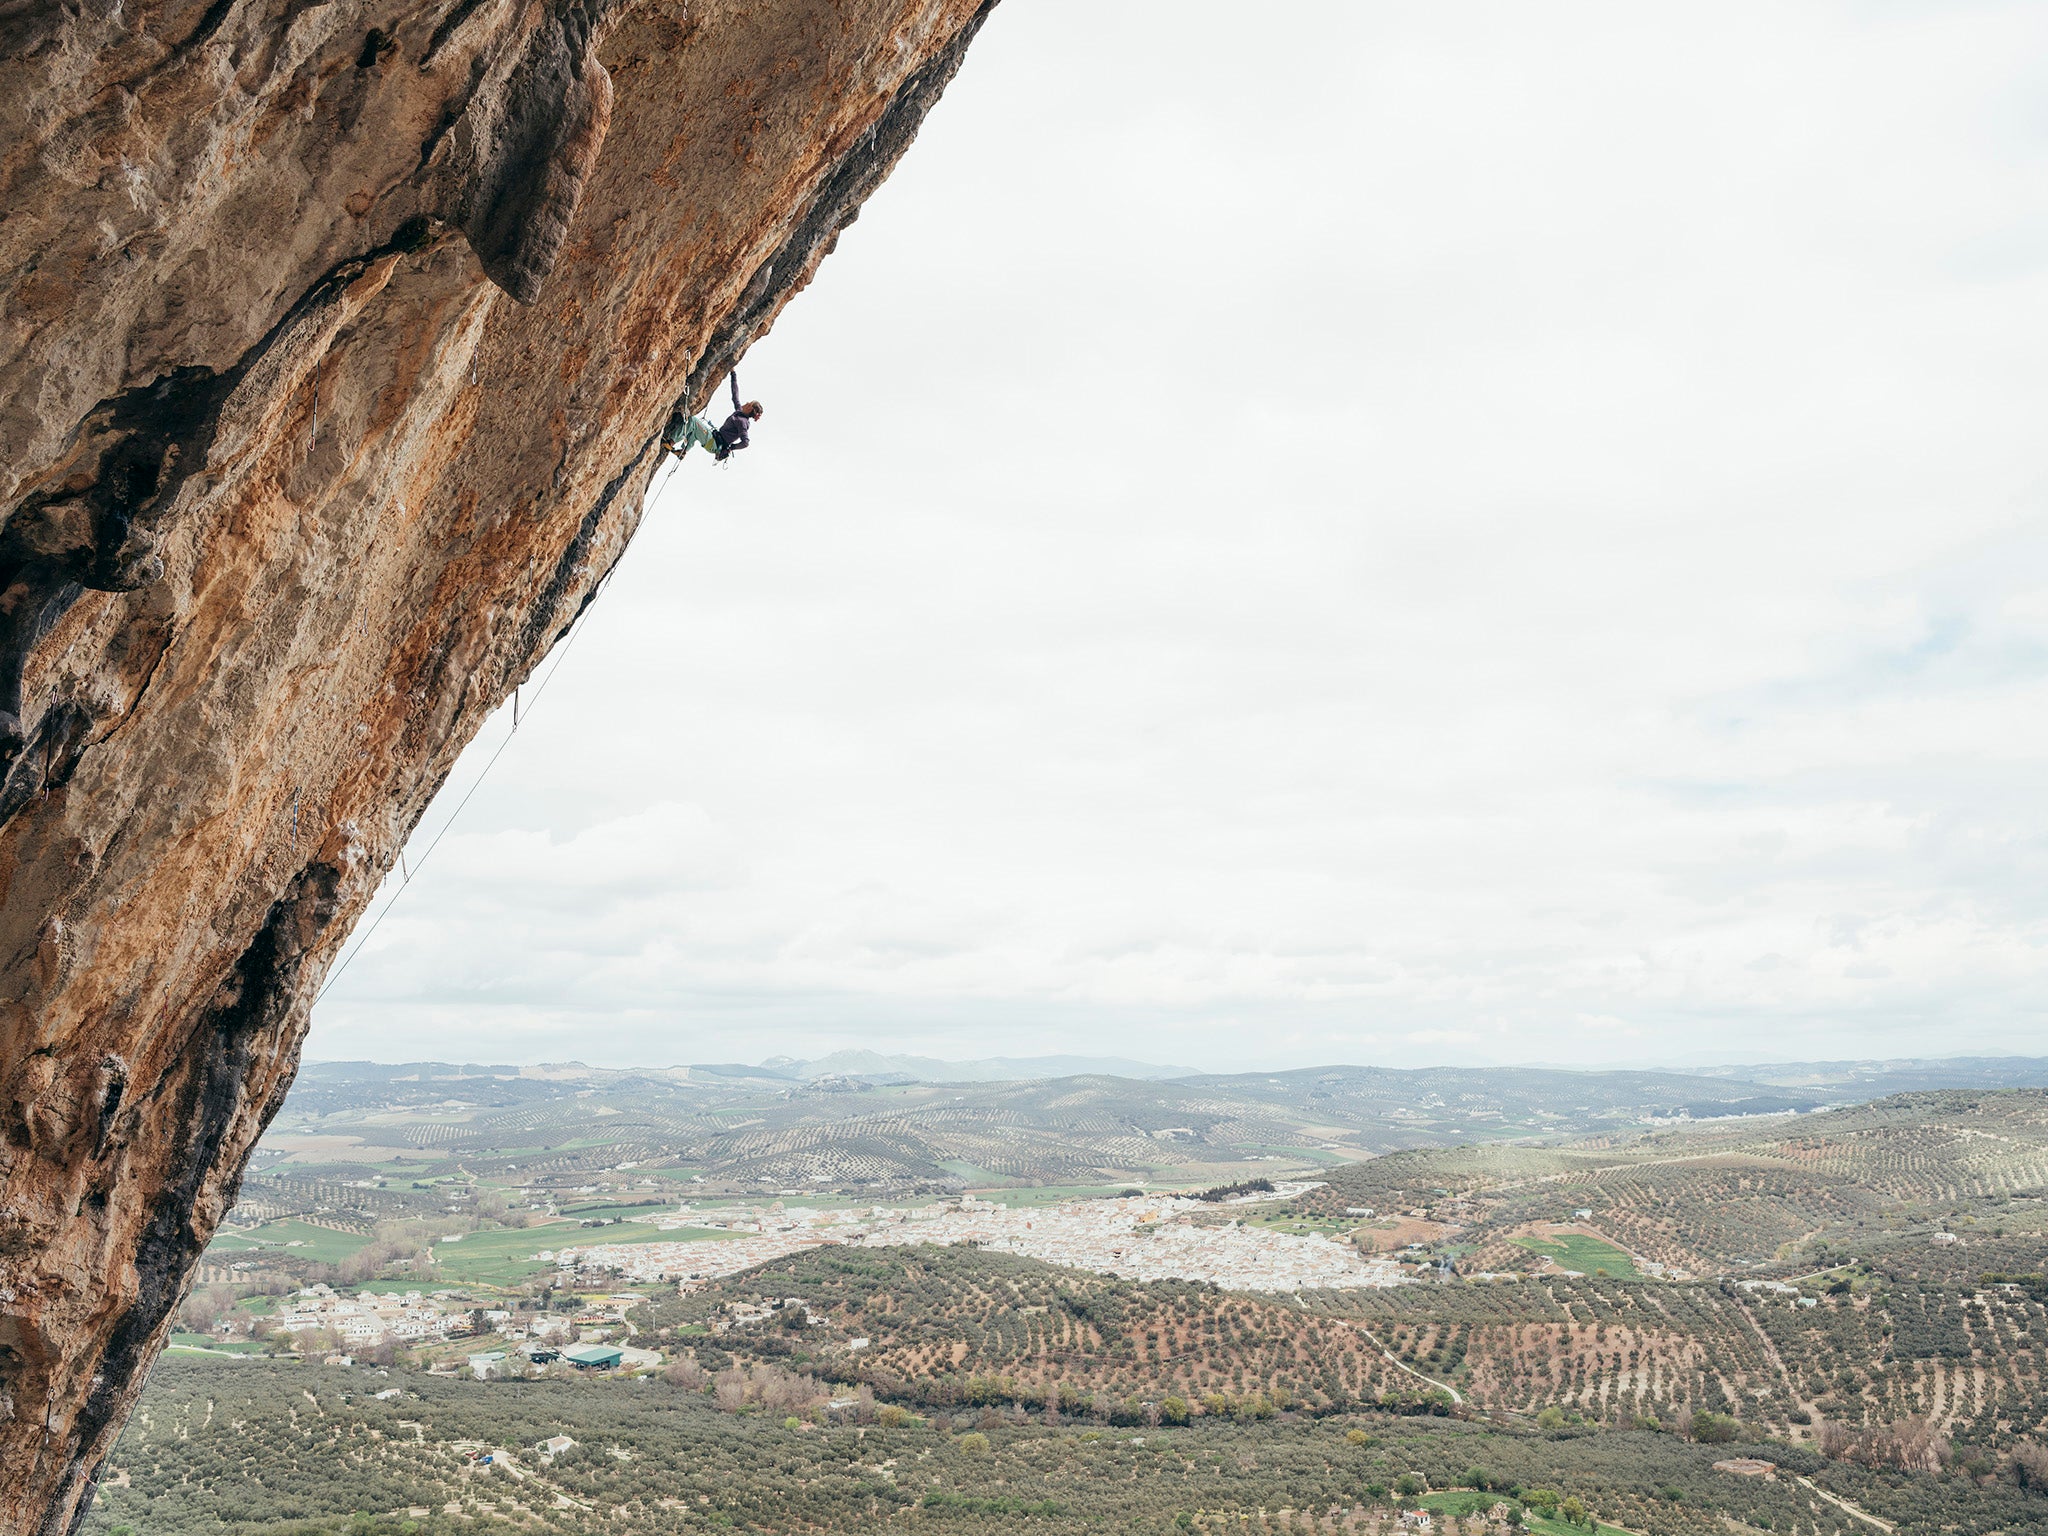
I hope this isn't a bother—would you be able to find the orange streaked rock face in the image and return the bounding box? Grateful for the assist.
[0,2,996,1529]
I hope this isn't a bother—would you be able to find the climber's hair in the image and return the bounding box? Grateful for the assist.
[742,401,764,419]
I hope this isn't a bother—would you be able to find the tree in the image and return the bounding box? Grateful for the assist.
[1233,1393,1273,1423]
[176,1284,236,1335]
[1690,1412,1740,1445]
[2012,1440,2048,1490]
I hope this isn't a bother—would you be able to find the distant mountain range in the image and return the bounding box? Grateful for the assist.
[292,1052,1200,1088]
[296,1052,2048,1098]
[1677,1056,2048,1092]
[273,1053,2048,1200]
[761,1050,1199,1083]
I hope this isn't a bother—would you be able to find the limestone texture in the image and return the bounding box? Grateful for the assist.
[0,0,997,1529]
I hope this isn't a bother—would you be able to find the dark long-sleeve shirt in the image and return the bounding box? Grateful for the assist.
[712,411,752,459]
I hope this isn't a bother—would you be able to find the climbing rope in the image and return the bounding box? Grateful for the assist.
[318,392,713,1004]
[317,429,688,1005]
[313,594,600,1005]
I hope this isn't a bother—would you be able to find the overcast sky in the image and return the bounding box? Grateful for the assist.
[307,0,2048,1074]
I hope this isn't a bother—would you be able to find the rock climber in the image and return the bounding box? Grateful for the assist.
[664,375,763,462]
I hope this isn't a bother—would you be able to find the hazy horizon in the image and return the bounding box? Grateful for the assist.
[308,1,2048,1073]
[295,1044,2048,1082]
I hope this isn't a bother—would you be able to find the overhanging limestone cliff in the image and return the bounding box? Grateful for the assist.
[0,0,998,1529]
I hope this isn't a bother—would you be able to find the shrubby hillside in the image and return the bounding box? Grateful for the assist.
[84,1352,2048,1536]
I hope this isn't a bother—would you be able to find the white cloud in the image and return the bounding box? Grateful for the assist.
[311,1,2048,1072]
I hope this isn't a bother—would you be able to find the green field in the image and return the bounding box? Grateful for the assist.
[1420,1490,1512,1518]
[423,1220,737,1289]
[1245,1209,1362,1238]
[1232,1143,1351,1166]
[556,1200,685,1221]
[165,1334,263,1356]
[1790,1263,1861,1287]
[205,1211,747,1291]
[203,1219,374,1264]
[1421,1489,1637,1536]
[1512,1233,1640,1279]
[937,1160,1000,1183]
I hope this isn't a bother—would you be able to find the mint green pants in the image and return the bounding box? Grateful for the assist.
[667,415,719,456]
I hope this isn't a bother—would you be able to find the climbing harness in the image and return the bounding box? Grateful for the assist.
[661,371,745,464]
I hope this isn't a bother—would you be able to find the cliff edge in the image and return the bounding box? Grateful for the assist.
[0,1,996,1529]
